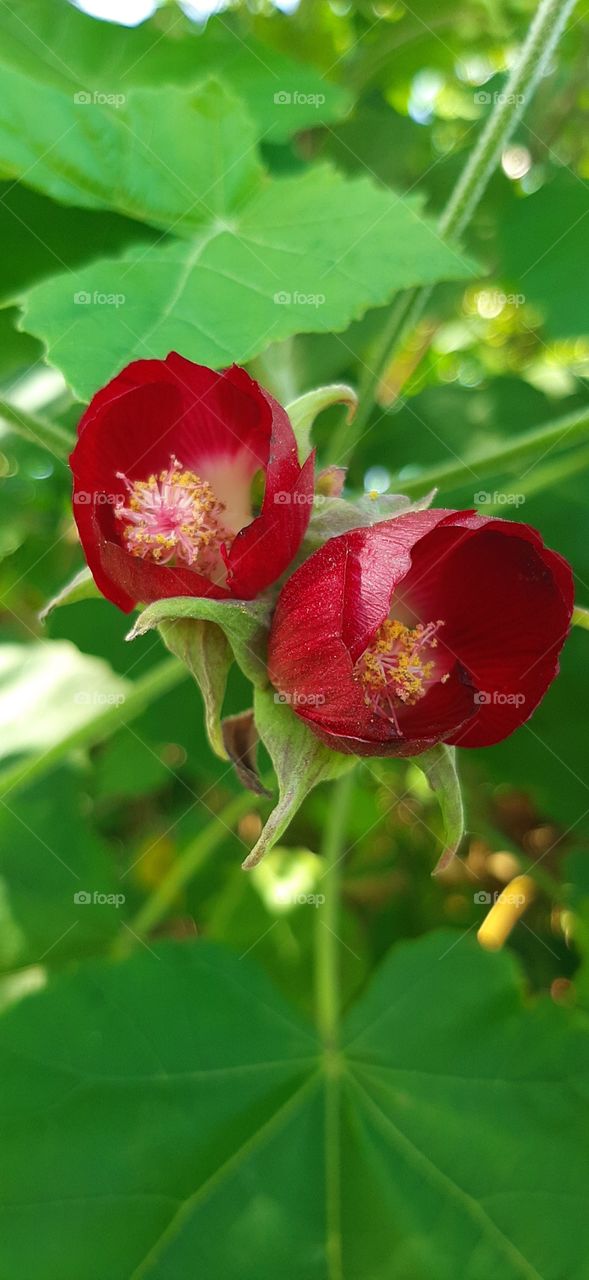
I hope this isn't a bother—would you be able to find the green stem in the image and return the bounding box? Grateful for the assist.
[0,656,186,800]
[315,769,356,1046]
[116,788,263,954]
[315,768,355,1280]
[389,404,589,498]
[0,398,74,461]
[334,0,579,459]
[485,441,589,511]
[573,606,589,631]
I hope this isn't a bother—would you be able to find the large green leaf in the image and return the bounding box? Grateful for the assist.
[0,2,349,142]
[0,931,588,1278]
[0,182,156,306]
[0,772,123,972]
[20,164,476,401]
[0,75,262,232]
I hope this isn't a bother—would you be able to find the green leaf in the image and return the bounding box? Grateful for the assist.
[413,743,465,875]
[0,181,155,305]
[0,653,185,802]
[127,596,271,689]
[0,75,262,232]
[0,3,350,143]
[0,641,129,770]
[285,383,358,463]
[20,166,477,403]
[39,567,101,622]
[0,772,124,972]
[1,931,588,1278]
[242,686,354,869]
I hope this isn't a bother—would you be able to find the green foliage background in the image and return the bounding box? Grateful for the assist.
[0,1,588,1276]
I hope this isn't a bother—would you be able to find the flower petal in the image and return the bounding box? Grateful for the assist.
[268,509,572,756]
[70,355,314,610]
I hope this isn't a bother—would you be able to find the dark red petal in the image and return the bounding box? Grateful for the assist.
[99,537,230,607]
[334,510,458,660]
[163,357,275,472]
[70,355,312,610]
[446,662,561,748]
[73,507,230,613]
[268,514,476,751]
[297,660,477,757]
[268,531,366,720]
[396,519,573,745]
[228,451,315,598]
[72,379,186,491]
[269,508,572,757]
[72,357,279,490]
[267,515,446,717]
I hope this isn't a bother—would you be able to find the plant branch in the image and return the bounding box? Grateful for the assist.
[117,788,265,954]
[315,768,356,1049]
[315,767,355,1280]
[0,656,186,800]
[334,0,579,459]
[388,404,589,498]
[573,607,589,631]
[0,397,74,462]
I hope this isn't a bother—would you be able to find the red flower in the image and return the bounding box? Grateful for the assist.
[70,355,314,612]
[268,510,573,755]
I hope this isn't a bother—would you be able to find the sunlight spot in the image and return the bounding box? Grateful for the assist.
[364,466,391,494]
[501,145,532,180]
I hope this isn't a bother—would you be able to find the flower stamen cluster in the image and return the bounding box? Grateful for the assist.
[115,455,233,575]
[355,618,445,733]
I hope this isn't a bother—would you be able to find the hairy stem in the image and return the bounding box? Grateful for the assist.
[315,768,356,1046]
[334,0,579,459]
[0,397,74,462]
[315,768,356,1280]
[573,606,589,631]
[388,404,589,499]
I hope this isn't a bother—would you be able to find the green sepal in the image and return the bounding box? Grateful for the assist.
[241,686,354,869]
[286,383,357,463]
[157,617,232,760]
[39,566,101,621]
[127,596,272,761]
[413,743,465,875]
[304,487,436,553]
[127,594,271,687]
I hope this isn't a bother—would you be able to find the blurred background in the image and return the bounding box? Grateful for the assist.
[1,0,589,1017]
